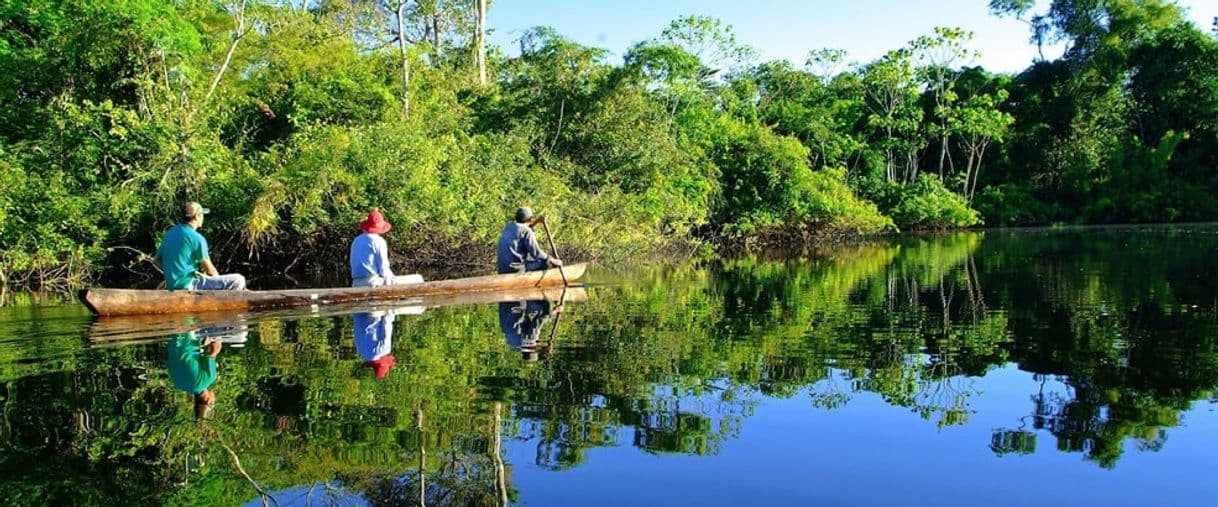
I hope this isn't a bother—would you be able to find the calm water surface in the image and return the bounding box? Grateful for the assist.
[2,227,1217,506]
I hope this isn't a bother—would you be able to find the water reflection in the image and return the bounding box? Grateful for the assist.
[166,326,247,419]
[354,311,397,380]
[498,299,558,361]
[2,227,1218,505]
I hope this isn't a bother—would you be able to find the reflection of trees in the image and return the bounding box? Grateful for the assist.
[353,404,514,506]
[0,234,999,503]
[5,227,1218,502]
[779,235,998,428]
[992,302,1216,467]
[984,228,1218,468]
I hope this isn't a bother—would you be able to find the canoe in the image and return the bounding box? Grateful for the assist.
[88,286,588,346]
[80,263,587,317]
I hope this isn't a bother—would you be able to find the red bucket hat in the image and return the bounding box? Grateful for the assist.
[360,210,392,234]
[364,354,396,380]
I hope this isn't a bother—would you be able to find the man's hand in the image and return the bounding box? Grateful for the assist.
[204,339,222,357]
[529,214,547,226]
[548,257,563,267]
[198,389,216,406]
[200,258,220,277]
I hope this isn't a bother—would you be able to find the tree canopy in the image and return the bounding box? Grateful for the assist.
[2,1,1217,287]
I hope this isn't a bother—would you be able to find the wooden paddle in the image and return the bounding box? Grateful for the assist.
[538,217,568,286]
[543,285,567,358]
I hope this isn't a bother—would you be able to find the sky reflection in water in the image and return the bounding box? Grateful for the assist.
[2,226,1218,506]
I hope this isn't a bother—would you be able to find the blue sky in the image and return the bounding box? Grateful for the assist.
[487,0,1218,73]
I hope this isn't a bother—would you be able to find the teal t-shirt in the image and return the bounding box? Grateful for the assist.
[167,333,217,395]
[157,224,209,290]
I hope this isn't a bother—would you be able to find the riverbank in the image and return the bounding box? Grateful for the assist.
[9,3,1215,291]
[10,220,1217,293]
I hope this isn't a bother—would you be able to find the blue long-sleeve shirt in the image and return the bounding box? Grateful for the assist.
[350,233,394,280]
[496,222,549,273]
[497,300,552,350]
[353,312,395,361]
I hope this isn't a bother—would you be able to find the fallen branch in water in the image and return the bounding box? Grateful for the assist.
[221,443,280,507]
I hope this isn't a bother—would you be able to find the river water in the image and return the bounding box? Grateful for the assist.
[1,226,1217,506]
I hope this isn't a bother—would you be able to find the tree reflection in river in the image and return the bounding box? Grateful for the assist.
[0,227,1216,504]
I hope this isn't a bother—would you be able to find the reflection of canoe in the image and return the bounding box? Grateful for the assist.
[80,263,586,317]
[88,286,588,346]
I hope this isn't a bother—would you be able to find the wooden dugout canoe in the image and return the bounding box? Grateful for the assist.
[80,263,587,317]
[88,286,588,346]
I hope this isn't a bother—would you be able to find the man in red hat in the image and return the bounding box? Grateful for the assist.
[354,310,396,380]
[352,305,422,380]
[349,210,424,287]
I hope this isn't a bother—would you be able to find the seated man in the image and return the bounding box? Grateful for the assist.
[349,210,424,287]
[154,201,246,291]
[498,299,561,361]
[353,304,423,380]
[167,331,222,420]
[496,207,563,274]
[353,310,397,380]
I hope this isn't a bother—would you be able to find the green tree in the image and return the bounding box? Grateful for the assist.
[951,90,1014,201]
[862,49,923,183]
[911,26,978,178]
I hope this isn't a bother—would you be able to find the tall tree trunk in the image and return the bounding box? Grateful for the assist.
[206,0,249,104]
[969,142,988,201]
[884,126,895,183]
[416,405,426,507]
[938,126,949,179]
[476,0,487,86]
[432,14,441,58]
[492,402,508,506]
[963,148,975,198]
[962,137,985,201]
[397,1,411,115]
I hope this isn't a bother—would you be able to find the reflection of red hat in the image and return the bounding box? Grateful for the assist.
[364,354,396,379]
[360,210,392,234]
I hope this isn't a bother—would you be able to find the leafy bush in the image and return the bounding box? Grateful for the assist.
[859,175,980,229]
[700,117,893,237]
[974,183,1061,226]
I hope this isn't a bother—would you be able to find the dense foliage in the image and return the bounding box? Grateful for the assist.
[2,1,1216,286]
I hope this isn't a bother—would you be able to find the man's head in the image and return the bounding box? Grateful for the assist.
[364,354,397,380]
[182,201,209,227]
[359,210,392,235]
[514,207,533,224]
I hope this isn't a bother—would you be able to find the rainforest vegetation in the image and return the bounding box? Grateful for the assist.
[2,0,1216,287]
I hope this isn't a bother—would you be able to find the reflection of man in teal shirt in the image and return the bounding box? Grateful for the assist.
[167,332,220,418]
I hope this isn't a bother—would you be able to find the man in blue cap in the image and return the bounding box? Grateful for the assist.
[496,207,563,274]
[153,201,247,291]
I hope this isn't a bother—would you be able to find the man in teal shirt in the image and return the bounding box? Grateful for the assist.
[154,201,246,291]
[167,331,220,419]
